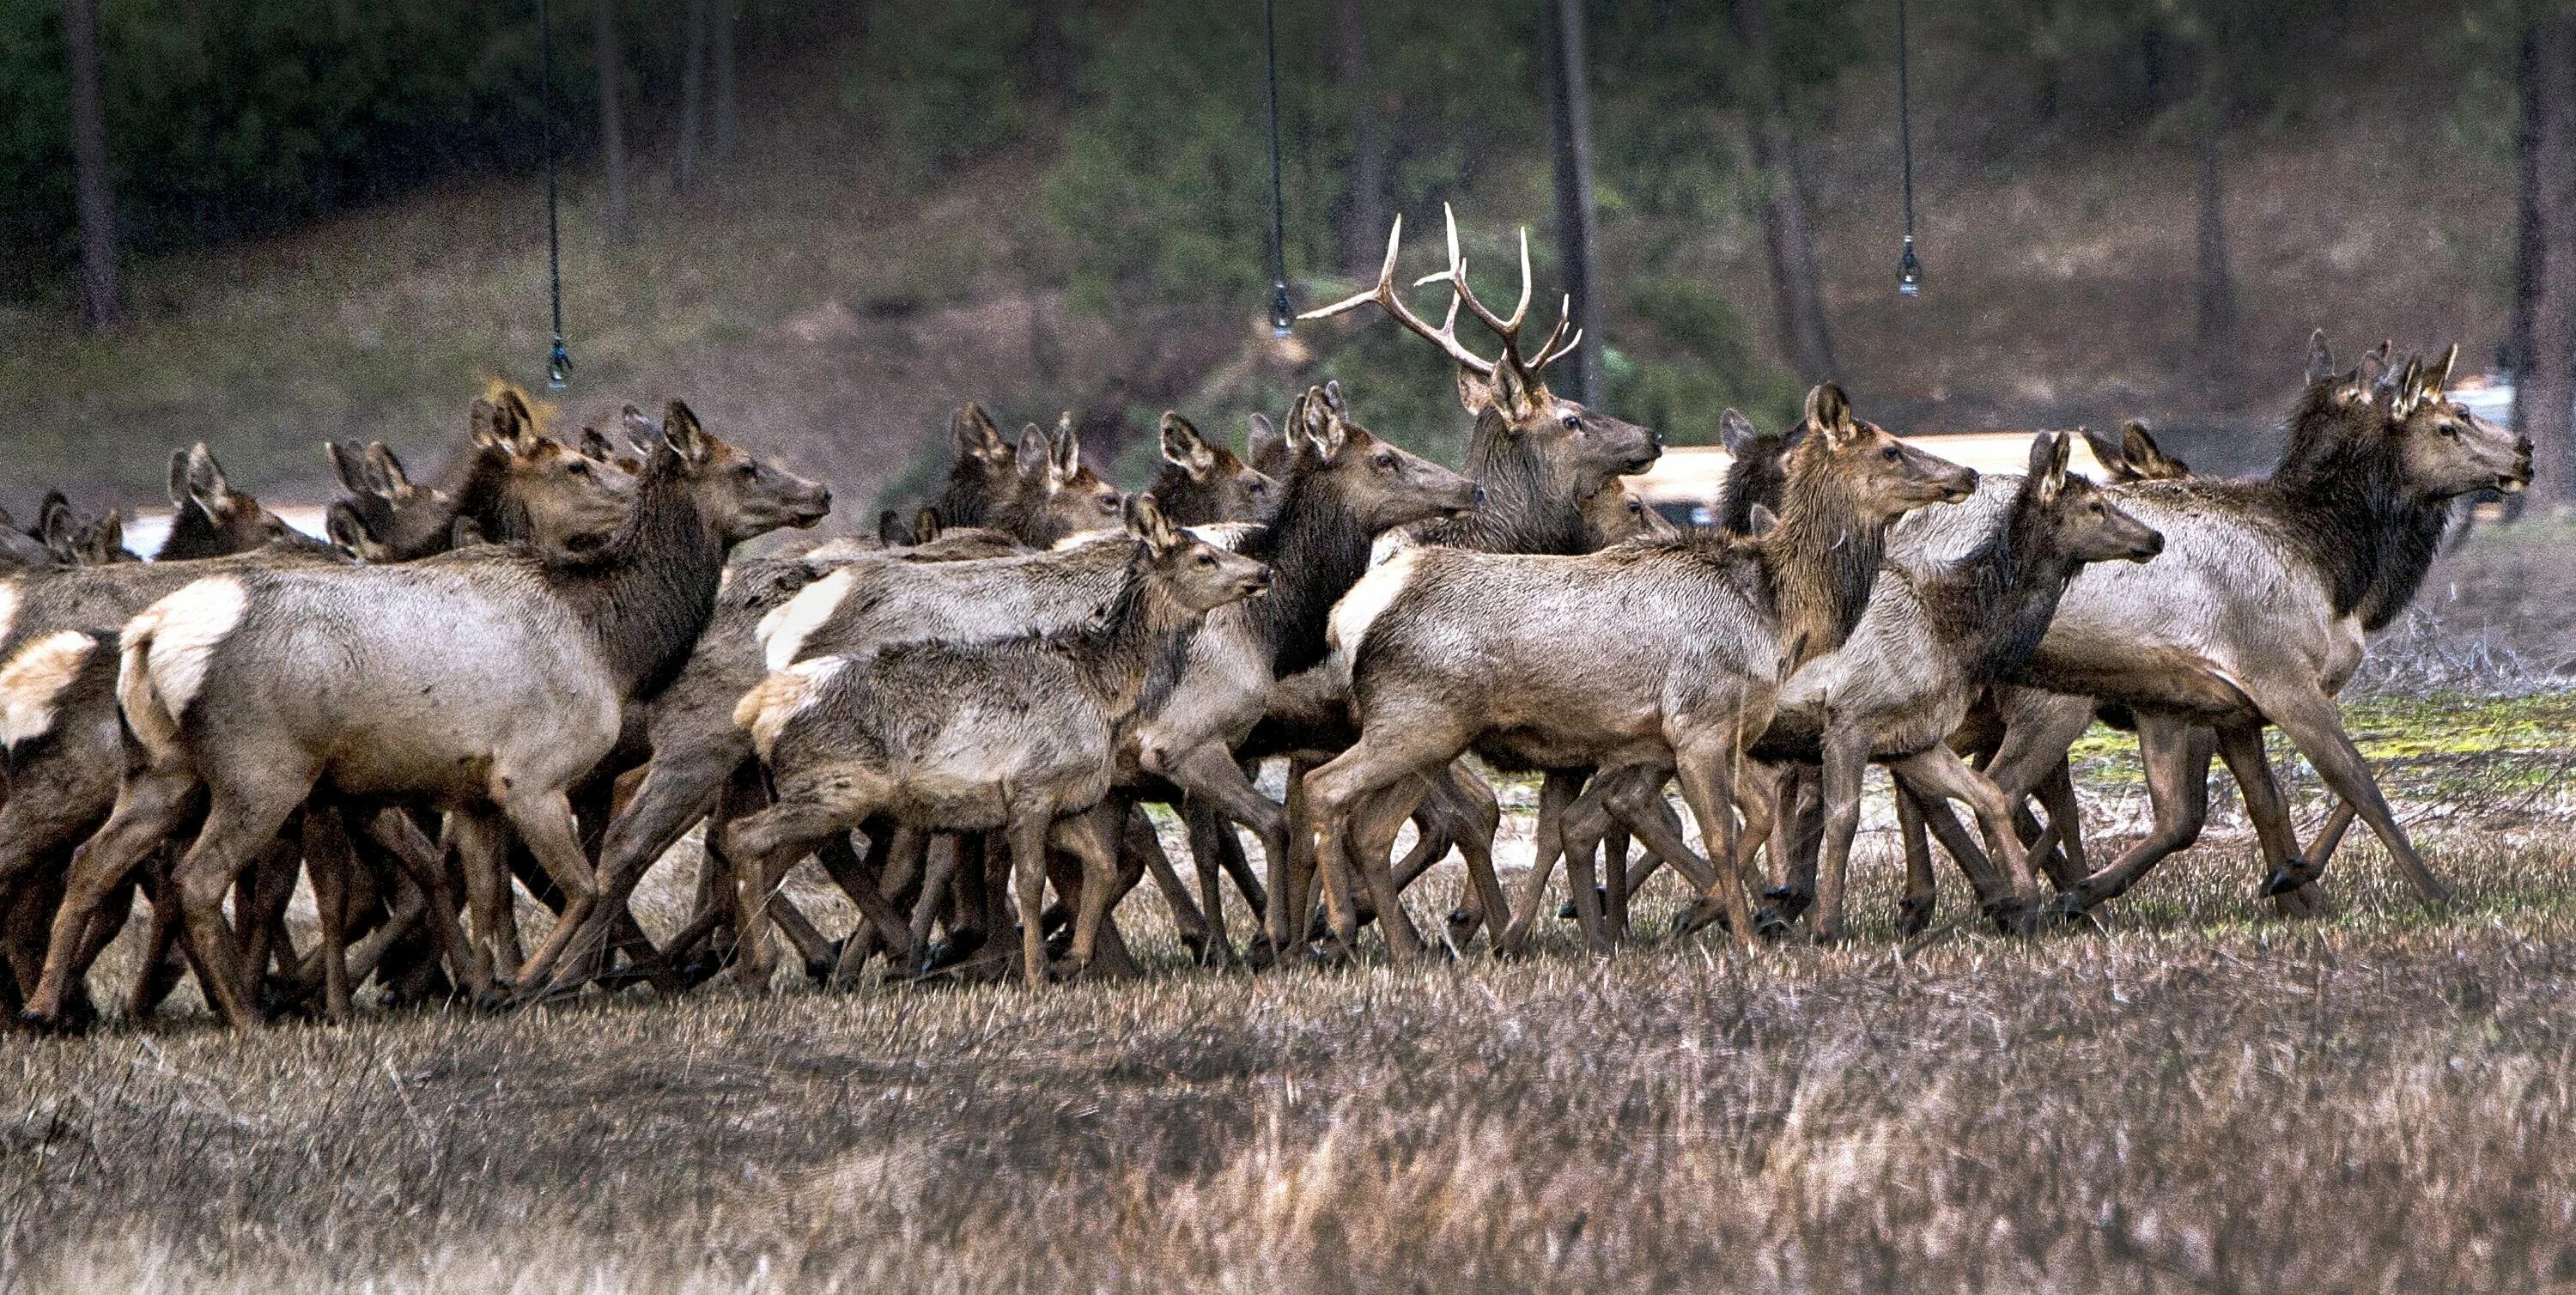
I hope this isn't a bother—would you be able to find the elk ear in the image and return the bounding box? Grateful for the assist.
[1015,424,1050,479]
[1322,379,1348,416]
[39,494,78,558]
[1048,414,1082,488]
[1454,367,1498,415]
[1804,384,1857,442]
[953,402,1006,462]
[470,398,508,453]
[1718,408,1762,455]
[185,444,234,511]
[621,403,659,446]
[328,441,369,496]
[2306,330,2335,384]
[1488,360,1542,424]
[94,509,124,557]
[2426,343,2458,397]
[167,449,192,510]
[578,428,617,463]
[662,401,708,461]
[914,507,943,542]
[1160,413,1216,481]
[325,502,370,555]
[2122,421,2186,479]
[2076,424,2127,477]
[2358,342,2393,401]
[1747,502,1780,537]
[1126,492,1180,552]
[877,508,913,547]
[1247,412,1283,465]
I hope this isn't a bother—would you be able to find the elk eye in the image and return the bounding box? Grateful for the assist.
[1195,552,1217,567]
[1374,452,1396,470]
[1561,413,1582,431]
[735,463,756,478]
[1882,446,1903,462]
[567,460,591,477]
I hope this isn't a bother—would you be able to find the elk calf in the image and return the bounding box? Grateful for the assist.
[731,496,1271,988]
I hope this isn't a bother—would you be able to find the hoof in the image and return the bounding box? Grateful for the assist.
[1809,924,1849,947]
[1445,908,1479,932]
[1895,896,1935,937]
[1980,897,2038,937]
[1671,901,1734,939]
[1752,906,1794,939]
[1761,886,1814,922]
[804,940,844,985]
[2259,866,2310,897]
[472,988,512,1014]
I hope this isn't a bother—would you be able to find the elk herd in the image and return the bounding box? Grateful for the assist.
[0,207,2535,1031]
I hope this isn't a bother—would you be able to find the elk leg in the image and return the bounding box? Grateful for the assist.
[1809,728,1877,944]
[1612,771,1716,895]
[1499,771,1582,953]
[22,772,199,1027]
[1669,735,1754,948]
[449,812,518,988]
[172,786,311,1030]
[2032,759,2089,887]
[2063,714,2214,913]
[1007,813,1054,989]
[1182,800,1237,965]
[301,804,355,1021]
[2214,721,2330,918]
[1125,804,1210,958]
[1054,808,1127,977]
[492,787,611,993]
[1893,747,2040,931]
[1151,741,1280,916]
[816,830,912,963]
[366,806,486,1001]
[1303,737,1441,959]
[1895,781,1939,934]
[563,745,736,986]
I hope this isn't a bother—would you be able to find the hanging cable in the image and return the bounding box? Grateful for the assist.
[1262,0,1293,337]
[1895,0,1922,296]
[540,0,571,388]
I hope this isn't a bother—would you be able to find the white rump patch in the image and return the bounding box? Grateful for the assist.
[0,581,18,648]
[736,657,848,760]
[1327,545,1423,657]
[0,630,97,749]
[118,575,248,762]
[759,567,853,672]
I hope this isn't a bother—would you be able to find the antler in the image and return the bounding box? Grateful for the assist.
[1304,204,1585,380]
[1300,214,1495,376]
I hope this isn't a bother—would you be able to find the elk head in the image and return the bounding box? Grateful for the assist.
[2021,431,2162,564]
[630,402,832,543]
[1012,413,1125,544]
[1302,205,1662,499]
[1129,492,1273,614]
[1285,383,1483,533]
[1780,384,1978,526]
[1153,411,1282,526]
[160,443,317,559]
[2379,345,2531,501]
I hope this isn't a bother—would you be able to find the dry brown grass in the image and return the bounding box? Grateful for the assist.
[10,802,2576,1292]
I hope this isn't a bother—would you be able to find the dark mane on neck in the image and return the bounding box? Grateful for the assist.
[1248,463,1378,677]
[2265,382,2450,626]
[151,502,228,561]
[1761,450,1892,666]
[1411,406,1589,555]
[545,447,728,700]
[1928,471,2083,683]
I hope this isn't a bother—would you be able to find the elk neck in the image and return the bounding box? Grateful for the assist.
[2267,386,2451,630]
[1760,467,1893,672]
[547,447,730,700]
[1248,465,1378,678]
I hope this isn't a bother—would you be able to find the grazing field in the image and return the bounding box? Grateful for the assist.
[8,664,2576,1292]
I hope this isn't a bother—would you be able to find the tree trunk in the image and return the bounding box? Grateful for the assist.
[2529,14,2576,509]
[62,0,120,330]
[1729,0,1838,386]
[1546,0,1607,405]
[2191,87,2236,364]
[710,0,738,161]
[595,0,631,244]
[2512,16,2544,398]
[1327,0,1388,275]
[673,0,709,192]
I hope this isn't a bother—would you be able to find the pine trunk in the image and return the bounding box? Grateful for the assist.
[1729,0,1837,385]
[673,0,709,192]
[1328,0,1387,275]
[596,0,631,244]
[63,0,120,329]
[1546,0,1607,405]
[2192,89,2236,363]
[2530,14,2576,509]
[710,0,737,161]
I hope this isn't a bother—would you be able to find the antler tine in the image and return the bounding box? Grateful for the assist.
[1528,293,1582,373]
[1298,213,1498,376]
[1438,204,1536,368]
